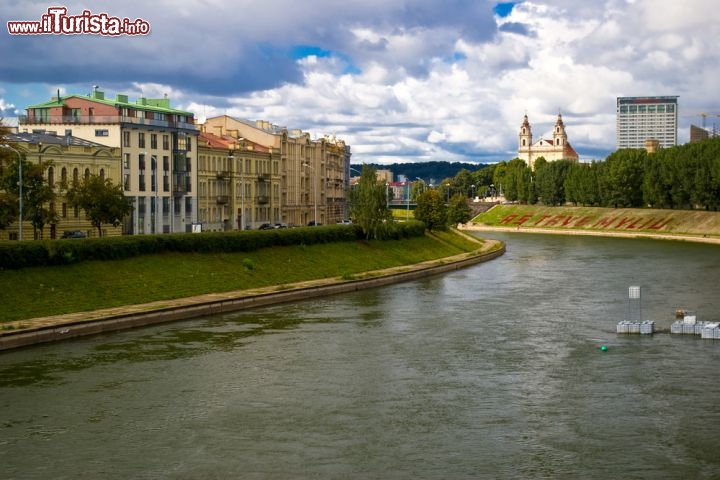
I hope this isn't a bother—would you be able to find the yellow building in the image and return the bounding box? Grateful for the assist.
[198,131,280,230]
[2,131,122,240]
[202,116,350,226]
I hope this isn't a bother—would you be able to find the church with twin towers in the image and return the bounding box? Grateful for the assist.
[517,113,579,169]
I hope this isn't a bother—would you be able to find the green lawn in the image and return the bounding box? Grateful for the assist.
[1,231,483,322]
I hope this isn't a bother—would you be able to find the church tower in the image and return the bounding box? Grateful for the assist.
[519,114,532,149]
[552,113,568,147]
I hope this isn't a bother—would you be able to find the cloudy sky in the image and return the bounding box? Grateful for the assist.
[1,0,719,164]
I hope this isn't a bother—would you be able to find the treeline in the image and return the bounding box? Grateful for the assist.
[362,161,485,184]
[444,137,720,210]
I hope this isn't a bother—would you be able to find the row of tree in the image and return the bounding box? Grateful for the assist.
[441,137,720,210]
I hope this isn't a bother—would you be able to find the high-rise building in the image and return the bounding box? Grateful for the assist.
[616,96,678,149]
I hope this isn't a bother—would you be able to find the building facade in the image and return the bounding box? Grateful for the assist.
[197,131,279,231]
[517,113,579,169]
[202,116,351,226]
[1,132,122,240]
[616,96,678,149]
[21,89,199,234]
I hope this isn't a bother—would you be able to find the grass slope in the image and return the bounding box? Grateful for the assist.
[1,231,482,323]
[472,205,720,238]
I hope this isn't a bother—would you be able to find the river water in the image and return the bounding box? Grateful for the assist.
[2,233,720,479]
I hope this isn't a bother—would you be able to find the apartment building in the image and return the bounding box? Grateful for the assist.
[203,116,351,226]
[21,89,199,234]
[1,131,122,240]
[616,96,678,149]
[197,131,280,230]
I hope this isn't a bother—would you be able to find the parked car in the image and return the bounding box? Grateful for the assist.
[62,230,87,239]
[336,220,352,225]
[258,223,274,230]
[307,221,322,226]
[274,223,288,229]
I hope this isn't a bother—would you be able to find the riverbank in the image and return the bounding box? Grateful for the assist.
[0,235,504,351]
[462,205,720,245]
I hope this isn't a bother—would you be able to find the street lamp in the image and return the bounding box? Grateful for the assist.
[471,184,476,200]
[445,183,450,203]
[1,144,22,240]
[302,162,317,226]
[228,151,244,230]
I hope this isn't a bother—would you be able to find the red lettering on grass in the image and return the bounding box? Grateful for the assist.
[614,217,634,229]
[500,215,517,225]
[515,215,532,226]
[575,216,591,227]
[648,219,671,230]
[534,215,552,226]
[593,217,616,228]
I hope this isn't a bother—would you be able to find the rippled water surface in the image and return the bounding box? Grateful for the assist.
[2,233,720,479]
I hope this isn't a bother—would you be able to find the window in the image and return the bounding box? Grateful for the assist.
[150,134,157,149]
[48,167,54,187]
[84,168,91,180]
[187,137,192,152]
[100,168,105,180]
[65,129,73,136]
[123,131,131,147]
[95,129,109,137]
[139,153,146,171]
[163,135,169,150]
[138,132,145,148]
[163,155,169,171]
[124,153,130,169]
[61,167,67,185]
[124,173,130,191]
[139,172,146,191]
[62,203,67,218]
[73,168,79,185]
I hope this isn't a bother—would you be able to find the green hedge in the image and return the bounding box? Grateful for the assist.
[0,221,427,270]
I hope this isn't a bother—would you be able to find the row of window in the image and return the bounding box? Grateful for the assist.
[46,166,105,186]
[121,132,193,151]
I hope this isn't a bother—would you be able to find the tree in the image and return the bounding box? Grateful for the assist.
[0,147,28,232]
[347,165,393,240]
[67,175,133,237]
[24,159,58,239]
[447,192,472,225]
[414,188,448,231]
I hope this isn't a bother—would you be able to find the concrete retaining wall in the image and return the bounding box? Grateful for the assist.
[0,246,504,351]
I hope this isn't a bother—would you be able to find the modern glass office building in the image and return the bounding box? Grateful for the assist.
[616,96,678,149]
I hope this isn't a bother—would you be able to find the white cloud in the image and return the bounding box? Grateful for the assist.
[2,0,720,163]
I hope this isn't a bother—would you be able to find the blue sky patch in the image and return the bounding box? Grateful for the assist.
[493,2,516,18]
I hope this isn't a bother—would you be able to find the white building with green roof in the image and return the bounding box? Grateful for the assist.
[21,89,199,234]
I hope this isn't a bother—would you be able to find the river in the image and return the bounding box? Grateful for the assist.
[1,233,720,479]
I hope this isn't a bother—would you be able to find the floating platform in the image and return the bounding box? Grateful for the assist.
[617,320,655,334]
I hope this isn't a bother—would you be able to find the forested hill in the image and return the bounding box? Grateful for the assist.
[358,161,488,183]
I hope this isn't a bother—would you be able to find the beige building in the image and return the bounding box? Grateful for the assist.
[2,132,122,240]
[202,116,351,226]
[198,131,280,230]
[21,89,199,234]
[518,113,579,169]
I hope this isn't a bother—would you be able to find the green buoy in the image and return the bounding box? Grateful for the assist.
[600,345,608,352]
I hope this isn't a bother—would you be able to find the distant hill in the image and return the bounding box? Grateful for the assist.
[357,161,488,184]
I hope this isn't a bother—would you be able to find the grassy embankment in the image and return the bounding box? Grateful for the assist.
[1,230,486,324]
[470,205,720,239]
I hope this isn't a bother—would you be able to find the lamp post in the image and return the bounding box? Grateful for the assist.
[406,181,410,220]
[302,162,317,226]
[471,184,476,200]
[445,183,450,203]
[227,151,244,230]
[1,144,22,240]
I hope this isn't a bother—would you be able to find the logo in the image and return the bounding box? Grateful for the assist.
[7,7,151,36]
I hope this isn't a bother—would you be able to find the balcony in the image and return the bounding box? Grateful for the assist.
[216,171,231,180]
[216,195,229,205]
[256,195,269,204]
[257,173,271,181]
[19,114,199,132]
